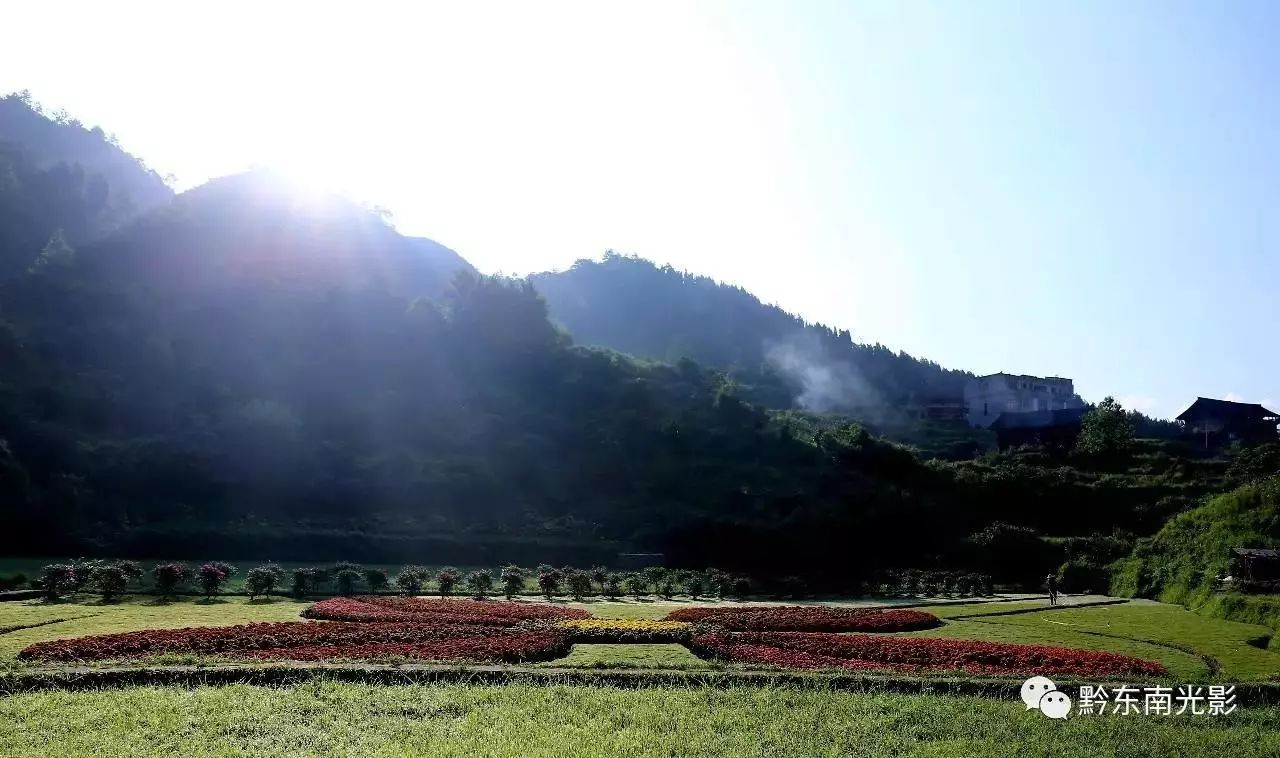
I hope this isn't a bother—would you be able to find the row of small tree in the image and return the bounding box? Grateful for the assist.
[39,560,754,602]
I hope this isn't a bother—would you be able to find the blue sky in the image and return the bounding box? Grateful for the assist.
[1,1,1276,418]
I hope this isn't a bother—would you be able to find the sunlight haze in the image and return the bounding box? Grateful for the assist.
[3,0,1277,419]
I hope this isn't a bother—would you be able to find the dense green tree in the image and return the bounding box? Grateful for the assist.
[1077,397,1136,457]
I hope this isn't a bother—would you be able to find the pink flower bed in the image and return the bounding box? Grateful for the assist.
[664,605,941,633]
[302,597,590,625]
[689,631,1168,677]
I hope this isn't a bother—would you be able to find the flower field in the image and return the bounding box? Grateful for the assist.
[15,598,1169,677]
[555,618,692,643]
[688,631,1169,677]
[19,619,571,663]
[664,605,941,633]
[302,597,590,625]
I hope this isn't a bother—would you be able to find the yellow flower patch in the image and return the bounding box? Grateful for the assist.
[556,619,691,632]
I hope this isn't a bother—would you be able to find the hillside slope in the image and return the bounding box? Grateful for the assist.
[531,254,971,415]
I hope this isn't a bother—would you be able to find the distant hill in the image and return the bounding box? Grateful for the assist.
[83,170,474,300]
[531,254,972,418]
[0,91,172,223]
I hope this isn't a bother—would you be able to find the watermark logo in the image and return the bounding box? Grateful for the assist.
[1021,677,1238,718]
[1021,676,1071,719]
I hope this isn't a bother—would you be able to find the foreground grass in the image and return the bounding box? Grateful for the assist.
[0,681,1275,757]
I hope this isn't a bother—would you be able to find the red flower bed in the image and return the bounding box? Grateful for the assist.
[303,597,590,625]
[19,621,570,664]
[664,606,940,633]
[689,631,1168,677]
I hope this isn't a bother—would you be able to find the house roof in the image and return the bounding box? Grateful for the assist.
[988,407,1089,430]
[1176,397,1280,422]
[1233,548,1280,559]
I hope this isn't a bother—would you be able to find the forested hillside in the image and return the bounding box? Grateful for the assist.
[0,97,1258,590]
[531,254,972,414]
[0,102,967,574]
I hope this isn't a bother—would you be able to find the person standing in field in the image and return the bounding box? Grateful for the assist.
[1046,573,1059,606]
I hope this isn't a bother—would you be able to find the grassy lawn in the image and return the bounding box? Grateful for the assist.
[0,681,1274,757]
[542,644,715,669]
[0,596,310,663]
[913,599,1280,682]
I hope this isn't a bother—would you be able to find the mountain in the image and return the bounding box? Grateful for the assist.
[531,254,973,416]
[0,151,956,575]
[0,92,172,227]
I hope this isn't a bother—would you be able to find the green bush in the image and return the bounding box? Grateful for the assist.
[40,564,77,600]
[566,570,592,600]
[395,566,427,596]
[363,568,389,594]
[604,573,623,600]
[152,563,191,599]
[467,569,494,599]
[500,565,525,599]
[245,563,283,599]
[335,568,362,596]
[1057,559,1109,594]
[437,567,460,598]
[292,567,321,598]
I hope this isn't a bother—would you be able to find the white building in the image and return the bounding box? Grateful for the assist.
[964,373,1084,428]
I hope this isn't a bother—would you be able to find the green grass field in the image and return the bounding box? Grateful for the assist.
[0,681,1274,757]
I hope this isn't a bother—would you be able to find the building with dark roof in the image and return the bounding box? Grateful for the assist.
[987,407,1089,450]
[1175,397,1279,448]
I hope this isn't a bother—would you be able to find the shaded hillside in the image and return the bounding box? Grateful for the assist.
[0,92,171,230]
[0,164,963,574]
[531,254,972,414]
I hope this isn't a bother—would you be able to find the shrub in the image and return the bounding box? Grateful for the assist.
[537,569,561,600]
[640,567,668,591]
[604,573,623,600]
[208,562,238,582]
[363,568,390,594]
[731,576,751,599]
[467,569,494,599]
[90,563,131,602]
[152,563,191,599]
[437,568,460,598]
[1057,560,1109,594]
[566,570,592,601]
[198,563,232,598]
[245,564,283,599]
[292,568,320,598]
[40,564,77,600]
[684,574,705,600]
[588,565,608,595]
[625,573,648,599]
[704,568,727,598]
[395,566,426,596]
[335,569,362,596]
[500,565,525,599]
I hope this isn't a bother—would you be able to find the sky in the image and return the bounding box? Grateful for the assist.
[2,0,1277,419]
